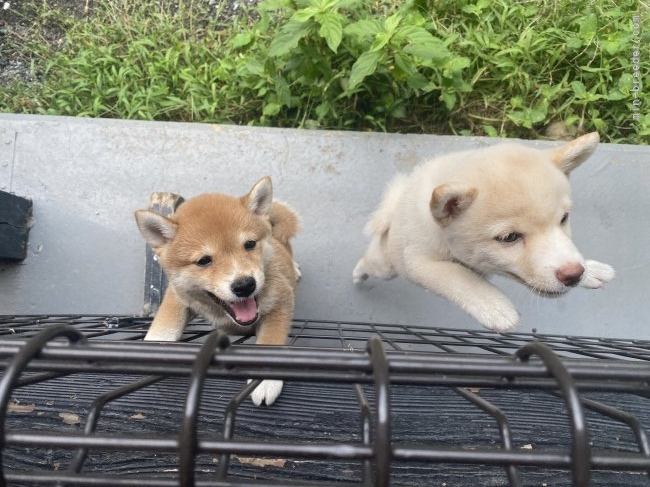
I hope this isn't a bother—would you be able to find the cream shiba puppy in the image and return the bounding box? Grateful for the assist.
[353,132,614,332]
[135,177,300,406]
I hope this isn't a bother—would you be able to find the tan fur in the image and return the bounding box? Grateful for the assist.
[135,177,299,405]
[354,132,614,332]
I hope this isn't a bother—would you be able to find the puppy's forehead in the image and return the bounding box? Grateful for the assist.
[466,148,572,222]
[174,194,240,220]
[478,147,570,190]
[173,194,266,241]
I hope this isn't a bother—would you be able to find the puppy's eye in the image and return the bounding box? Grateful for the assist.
[496,232,522,243]
[561,213,569,225]
[195,256,212,267]
[244,240,256,251]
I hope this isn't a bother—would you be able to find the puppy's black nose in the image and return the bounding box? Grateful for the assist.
[231,276,256,298]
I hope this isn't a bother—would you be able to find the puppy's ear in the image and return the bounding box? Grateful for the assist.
[244,176,273,216]
[550,131,599,175]
[135,210,177,247]
[430,184,478,227]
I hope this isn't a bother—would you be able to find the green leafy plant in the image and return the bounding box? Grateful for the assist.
[0,0,647,143]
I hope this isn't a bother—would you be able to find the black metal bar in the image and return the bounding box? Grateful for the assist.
[353,383,373,484]
[4,472,362,487]
[579,394,650,479]
[68,375,166,473]
[367,336,391,487]
[0,324,86,487]
[392,446,650,469]
[3,316,650,486]
[179,331,230,487]
[216,379,261,480]
[454,387,522,486]
[7,316,650,352]
[6,431,375,458]
[15,370,71,387]
[8,426,650,472]
[516,341,591,487]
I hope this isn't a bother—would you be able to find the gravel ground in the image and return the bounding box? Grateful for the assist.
[0,0,257,89]
[0,0,87,85]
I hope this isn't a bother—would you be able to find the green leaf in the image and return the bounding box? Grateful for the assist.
[269,21,312,57]
[344,19,381,38]
[483,125,498,137]
[566,36,583,50]
[334,0,363,9]
[579,13,597,39]
[242,60,265,77]
[406,73,429,90]
[384,12,403,33]
[443,56,470,78]
[394,51,417,76]
[263,102,281,116]
[274,77,292,106]
[461,0,490,15]
[317,12,343,53]
[391,104,406,119]
[401,29,450,61]
[371,32,392,52]
[592,118,607,131]
[617,73,634,95]
[259,0,294,12]
[507,103,547,128]
[538,84,564,100]
[315,101,331,119]
[571,81,587,98]
[292,6,319,23]
[230,32,253,49]
[440,90,456,110]
[348,50,382,90]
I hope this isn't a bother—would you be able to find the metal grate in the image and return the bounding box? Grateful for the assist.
[1,315,650,486]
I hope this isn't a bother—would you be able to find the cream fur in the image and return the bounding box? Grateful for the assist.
[353,133,614,332]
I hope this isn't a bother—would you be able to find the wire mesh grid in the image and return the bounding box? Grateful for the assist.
[1,315,649,487]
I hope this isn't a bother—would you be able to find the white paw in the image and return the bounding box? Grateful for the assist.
[580,260,615,289]
[248,379,283,406]
[143,326,184,341]
[473,297,520,333]
[352,260,369,284]
[294,260,302,281]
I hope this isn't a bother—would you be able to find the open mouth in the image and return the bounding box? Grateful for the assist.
[206,292,259,326]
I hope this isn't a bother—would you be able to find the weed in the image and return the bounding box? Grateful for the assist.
[0,0,647,143]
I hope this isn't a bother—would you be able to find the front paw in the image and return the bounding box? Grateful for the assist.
[248,379,283,406]
[580,260,615,289]
[144,325,184,341]
[471,296,520,333]
[352,260,369,284]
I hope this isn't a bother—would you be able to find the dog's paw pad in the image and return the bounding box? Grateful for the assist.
[581,260,615,289]
[248,379,283,406]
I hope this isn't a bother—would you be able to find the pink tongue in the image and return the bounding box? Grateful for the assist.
[230,298,258,323]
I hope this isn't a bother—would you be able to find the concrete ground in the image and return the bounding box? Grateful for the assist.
[0,114,647,339]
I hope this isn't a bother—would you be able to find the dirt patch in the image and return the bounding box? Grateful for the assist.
[0,0,257,88]
[0,0,86,85]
